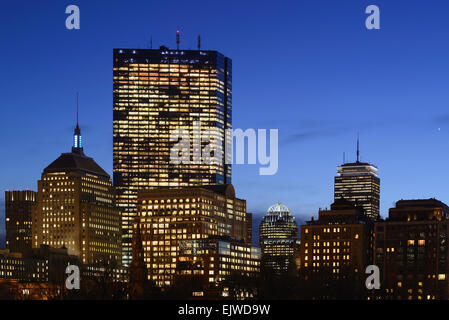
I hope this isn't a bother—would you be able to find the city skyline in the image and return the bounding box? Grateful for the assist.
[3,0,449,247]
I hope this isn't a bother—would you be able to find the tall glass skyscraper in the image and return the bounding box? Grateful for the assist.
[113,47,232,265]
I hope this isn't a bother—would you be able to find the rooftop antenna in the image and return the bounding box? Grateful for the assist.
[150,36,153,49]
[197,34,201,50]
[72,92,83,154]
[76,92,79,127]
[176,30,180,50]
[356,131,360,162]
[343,152,346,164]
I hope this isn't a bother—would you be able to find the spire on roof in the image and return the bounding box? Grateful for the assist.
[72,92,84,155]
[76,93,80,131]
[356,131,360,163]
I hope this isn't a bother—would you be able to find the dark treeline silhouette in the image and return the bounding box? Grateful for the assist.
[0,260,369,300]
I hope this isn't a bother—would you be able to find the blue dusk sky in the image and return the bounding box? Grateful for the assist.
[1,0,449,246]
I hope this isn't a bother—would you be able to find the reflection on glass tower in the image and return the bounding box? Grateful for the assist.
[113,46,232,265]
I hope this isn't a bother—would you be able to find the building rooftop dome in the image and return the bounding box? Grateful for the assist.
[267,202,290,215]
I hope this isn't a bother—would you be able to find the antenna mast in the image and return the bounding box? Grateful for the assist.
[76,92,79,126]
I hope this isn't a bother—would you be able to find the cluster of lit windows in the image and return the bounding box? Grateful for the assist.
[137,189,248,287]
[5,191,36,253]
[0,253,50,282]
[334,170,380,219]
[177,239,260,283]
[301,223,365,273]
[34,169,121,265]
[373,215,449,299]
[259,208,298,273]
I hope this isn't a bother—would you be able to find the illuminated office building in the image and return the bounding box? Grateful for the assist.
[0,245,79,283]
[176,236,260,298]
[259,203,299,275]
[113,46,232,265]
[136,184,250,287]
[5,190,36,253]
[32,118,121,265]
[374,199,449,300]
[334,139,380,220]
[0,250,25,280]
[299,199,372,299]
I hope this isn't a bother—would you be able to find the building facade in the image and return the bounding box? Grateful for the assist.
[334,160,380,221]
[113,47,232,265]
[0,245,79,284]
[176,236,260,298]
[0,250,25,281]
[299,199,372,299]
[5,190,36,253]
[32,120,121,265]
[374,199,449,300]
[136,184,250,287]
[259,203,299,275]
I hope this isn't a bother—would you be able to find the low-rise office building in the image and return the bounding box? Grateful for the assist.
[176,235,260,297]
[137,184,252,287]
[299,199,372,299]
[374,199,449,300]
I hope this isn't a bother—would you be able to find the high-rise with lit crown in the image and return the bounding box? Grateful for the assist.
[113,42,232,265]
[334,137,380,220]
[32,113,121,265]
[259,203,299,274]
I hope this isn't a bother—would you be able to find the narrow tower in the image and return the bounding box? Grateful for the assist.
[129,218,148,299]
